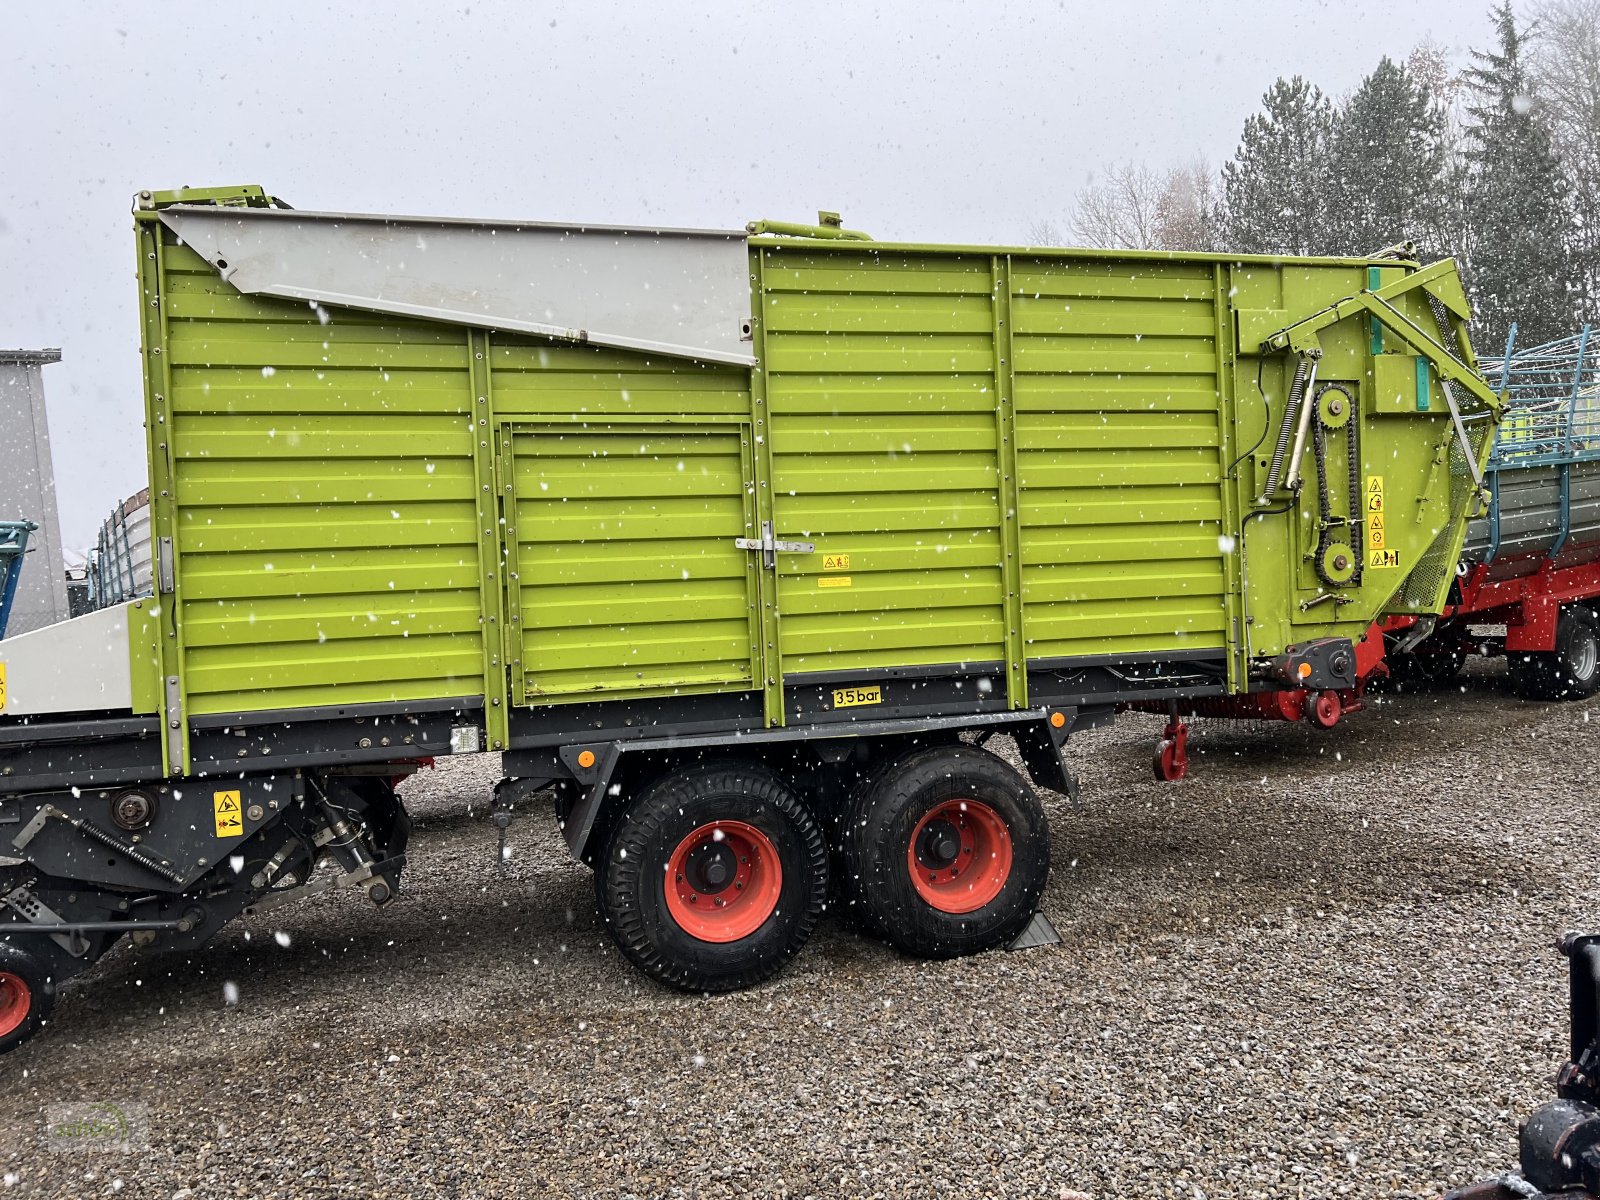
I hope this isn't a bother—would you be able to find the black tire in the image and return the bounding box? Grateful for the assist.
[828,752,904,940]
[1510,607,1600,700]
[595,761,827,993]
[840,745,1049,960]
[0,942,55,1055]
[1508,647,1553,698]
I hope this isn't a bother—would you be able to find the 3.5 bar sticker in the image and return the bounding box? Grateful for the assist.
[831,685,882,709]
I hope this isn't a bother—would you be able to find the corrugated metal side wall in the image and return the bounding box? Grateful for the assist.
[489,343,758,700]
[761,251,1008,677]
[1010,259,1228,660]
[758,248,1229,680]
[162,240,485,716]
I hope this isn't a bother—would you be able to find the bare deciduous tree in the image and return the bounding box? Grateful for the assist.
[1153,160,1221,252]
[1055,160,1219,252]
[1069,162,1166,249]
[1026,218,1067,247]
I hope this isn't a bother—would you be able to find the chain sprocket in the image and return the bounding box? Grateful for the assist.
[1311,383,1363,589]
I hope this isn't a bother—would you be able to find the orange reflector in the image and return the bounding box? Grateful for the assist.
[1049,711,1066,729]
[1297,662,1312,679]
[577,749,596,769]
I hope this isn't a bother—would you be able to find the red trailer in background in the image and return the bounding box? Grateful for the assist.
[1387,325,1600,699]
[1141,325,1600,781]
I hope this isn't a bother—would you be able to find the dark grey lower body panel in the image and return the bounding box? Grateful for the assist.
[0,699,476,794]
[0,650,1230,796]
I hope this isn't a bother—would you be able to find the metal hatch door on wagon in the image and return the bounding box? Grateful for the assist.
[502,424,763,704]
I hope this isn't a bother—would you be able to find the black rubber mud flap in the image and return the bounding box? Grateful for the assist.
[1013,706,1105,801]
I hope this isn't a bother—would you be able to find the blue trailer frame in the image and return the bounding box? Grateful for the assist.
[1478,325,1599,560]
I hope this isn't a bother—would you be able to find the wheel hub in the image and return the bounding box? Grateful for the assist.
[906,799,1014,914]
[1574,631,1598,680]
[685,841,737,895]
[915,818,963,871]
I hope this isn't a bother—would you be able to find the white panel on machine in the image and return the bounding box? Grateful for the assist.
[0,349,70,636]
[159,205,757,366]
[0,603,133,717]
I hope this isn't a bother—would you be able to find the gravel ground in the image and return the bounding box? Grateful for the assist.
[1,661,1596,1199]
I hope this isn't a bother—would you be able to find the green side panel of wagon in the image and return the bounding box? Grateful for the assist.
[487,341,760,703]
[1006,256,1233,664]
[760,251,1009,680]
[130,187,1496,773]
[136,231,489,747]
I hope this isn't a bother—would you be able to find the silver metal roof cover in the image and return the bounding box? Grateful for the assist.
[159,205,756,366]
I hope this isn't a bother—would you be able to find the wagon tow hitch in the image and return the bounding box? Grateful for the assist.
[1446,933,1600,1199]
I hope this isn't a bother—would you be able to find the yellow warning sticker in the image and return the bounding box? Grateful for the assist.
[818,575,852,588]
[0,662,6,712]
[213,789,244,838]
[832,685,882,709]
[1365,476,1388,557]
[822,553,851,572]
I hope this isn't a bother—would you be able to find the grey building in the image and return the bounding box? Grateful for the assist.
[1,349,70,635]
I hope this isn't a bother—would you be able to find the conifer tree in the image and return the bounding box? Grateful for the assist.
[1219,77,1337,255]
[1328,57,1449,258]
[1530,0,1600,326]
[1464,2,1575,351]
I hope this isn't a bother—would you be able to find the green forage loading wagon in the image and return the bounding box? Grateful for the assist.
[0,187,1498,1049]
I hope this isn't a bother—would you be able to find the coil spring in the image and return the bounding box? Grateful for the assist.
[56,809,186,884]
[1262,357,1310,499]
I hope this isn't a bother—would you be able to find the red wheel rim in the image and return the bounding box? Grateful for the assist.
[1153,738,1189,781]
[1309,689,1342,728]
[664,820,783,943]
[906,798,1013,914]
[0,972,31,1039]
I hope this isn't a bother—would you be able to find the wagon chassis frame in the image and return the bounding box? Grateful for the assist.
[0,646,1232,809]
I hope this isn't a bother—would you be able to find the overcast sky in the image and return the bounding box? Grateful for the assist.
[4,1,1494,547]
